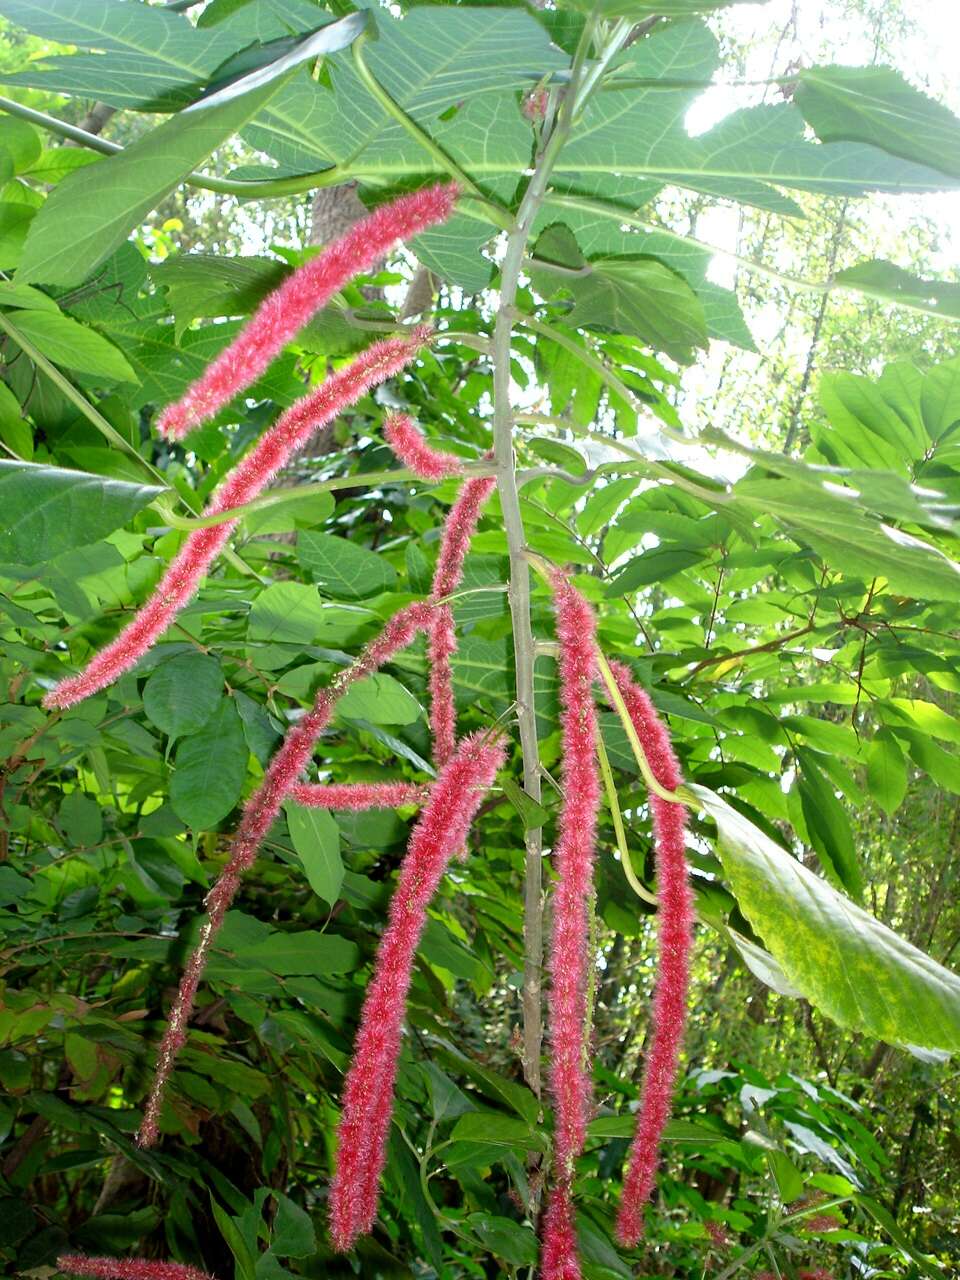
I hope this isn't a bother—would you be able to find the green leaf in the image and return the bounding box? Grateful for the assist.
[768,1150,805,1203]
[856,1194,944,1280]
[466,1214,537,1267]
[692,784,960,1052]
[796,748,862,899]
[606,545,706,596]
[210,1196,257,1280]
[0,460,164,567]
[450,1111,548,1153]
[866,729,908,817]
[298,530,397,600]
[500,777,549,831]
[0,117,42,176]
[58,791,103,847]
[246,6,567,172]
[245,931,359,976]
[796,65,960,181]
[170,698,249,830]
[335,674,421,726]
[0,0,242,111]
[4,310,136,382]
[271,1191,316,1259]
[586,1115,723,1141]
[152,252,288,337]
[533,225,707,363]
[285,803,343,906]
[834,260,960,323]
[729,476,960,602]
[188,13,366,113]
[143,653,223,739]
[16,76,287,288]
[246,581,327,645]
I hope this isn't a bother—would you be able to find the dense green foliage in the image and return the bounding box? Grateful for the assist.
[0,1,958,1276]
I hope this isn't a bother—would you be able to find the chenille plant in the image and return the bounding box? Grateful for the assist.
[5,3,960,1278]
[39,187,694,1276]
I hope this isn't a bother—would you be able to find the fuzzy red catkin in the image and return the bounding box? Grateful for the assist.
[329,730,505,1252]
[541,1182,582,1280]
[607,659,693,1249]
[288,781,428,809]
[137,602,436,1147]
[157,183,458,441]
[58,1257,213,1280]
[427,472,496,762]
[383,411,465,480]
[45,332,428,712]
[542,572,602,1280]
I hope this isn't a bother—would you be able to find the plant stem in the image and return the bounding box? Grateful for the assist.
[491,12,611,1104]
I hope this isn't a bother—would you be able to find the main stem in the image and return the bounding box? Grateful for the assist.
[491,15,618,1103]
[493,190,546,1099]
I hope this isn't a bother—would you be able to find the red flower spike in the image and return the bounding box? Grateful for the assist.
[44,332,429,712]
[137,602,436,1148]
[431,472,495,601]
[157,183,458,440]
[547,573,601,1170]
[288,781,428,809]
[427,602,458,766]
[329,730,505,1252]
[58,1257,214,1280]
[383,412,464,480]
[426,472,496,761]
[541,1182,582,1280]
[607,660,693,1249]
[541,572,602,1280]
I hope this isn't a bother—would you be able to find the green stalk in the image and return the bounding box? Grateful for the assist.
[596,734,658,905]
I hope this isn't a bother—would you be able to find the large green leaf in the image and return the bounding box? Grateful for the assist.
[728,475,960,602]
[244,930,359,976]
[533,225,707,363]
[170,698,249,830]
[0,460,163,567]
[6,310,136,382]
[796,747,862,899]
[796,65,960,181]
[691,784,960,1051]
[833,260,960,323]
[0,0,243,111]
[142,653,224,740]
[558,60,960,205]
[298,531,397,600]
[244,5,567,171]
[16,76,287,288]
[286,804,343,906]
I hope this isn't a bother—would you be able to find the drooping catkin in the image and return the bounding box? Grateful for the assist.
[426,473,496,762]
[137,602,436,1147]
[607,660,693,1248]
[329,730,505,1251]
[44,332,429,711]
[383,412,465,480]
[158,183,457,440]
[57,1257,214,1280]
[541,571,602,1280]
[288,781,429,809]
